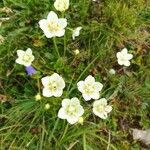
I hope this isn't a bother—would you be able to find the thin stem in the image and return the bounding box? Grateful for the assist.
[53,37,60,58]
[60,123,69,142]
[49,118,59,142]
[83,133,87,150]
[63,34,67,56]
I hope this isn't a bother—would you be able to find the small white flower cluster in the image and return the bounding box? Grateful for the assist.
[38,0,82,40]
[14,0,134,126]
[40,74,112,124]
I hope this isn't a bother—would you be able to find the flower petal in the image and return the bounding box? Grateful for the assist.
[121,48,128,54]
[26,48,32,55]
[67,116,79,124]
[41,76,51,87]
[62,99,70,107]
[94,82,103,91]
[85,75,95,84]
[55,29,65,37]
[42,88,52,97]
[53,89,63,97]
[77,81,84,92]
[98,112,108,119]
[47,11,58,22]
[127,54,133,60]
[58,18,67,29]
[124,60,130,66]
[17,50,25,57]
[91,92,100,100]
[105,105,112,113]
[83,93,91,101]
[58,108,67,119]
[39,19,48,31]
[71,97,80,105]
[99,98,107,105]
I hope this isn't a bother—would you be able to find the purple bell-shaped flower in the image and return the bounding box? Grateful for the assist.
[25,65,36,76]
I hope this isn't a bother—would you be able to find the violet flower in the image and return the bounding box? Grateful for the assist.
[25,65,36,76]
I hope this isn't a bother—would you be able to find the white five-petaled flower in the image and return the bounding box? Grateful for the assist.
[39,11,67,38]
[72,27,82,40]
[116,48,133,66]
[16,48,35,67]
[93,98,112,119]
[77,75,103,101]
[41,73,65,97]
[54,0,69,12]
[58,97,84,124]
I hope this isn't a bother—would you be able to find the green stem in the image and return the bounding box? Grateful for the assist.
[60,123,69,142]
[63,34,67,56]
[83,133,87,150]
[49,118,59,142]
[53,37,60,58]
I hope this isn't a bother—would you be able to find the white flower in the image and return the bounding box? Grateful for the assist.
[39,11,67,38]
[77,75,103,101]
[116,48,133,66]
[41,73,65,97]
[16,48,34,67]
[72,27,82,40]
[58,97,84,124]
[93,98,112,119]
[54,0,69,12]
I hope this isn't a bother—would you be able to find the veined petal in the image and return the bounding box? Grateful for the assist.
[41,76,51,87]
[58,108,67,119]
[77,106,84,116]
[124,60,130,66]
[17,50,25,57]
[16,58,24,65]
[71,97,80,105]
[39,19,48,30]
[121,48,128,54]
[127,54,133,60]
[42,88,52,97]
[99,98,107,105]
[117,59,124,65]
[26,48,32,55]
[116,52,121,59]
[98,112,108,119]
[47,11,58,22]
[94,82,103,91]
[53,89,63,97]
[58,18,67,29]
[67,116,78,124]
[62,99,70,107]
[105,105,112,113]
[85,75,95,84]
[91,91,100,100]
[83,93,91,101]
[55,29,65,37]
[77,81,84,92]
[43,29,54,38]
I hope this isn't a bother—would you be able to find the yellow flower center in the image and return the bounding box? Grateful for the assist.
[23,54,32,62]
[96,105,105,112]
[48,81,58,92]
[48,21,61,33]
[66,105,77,116]
[84,84,95,94]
